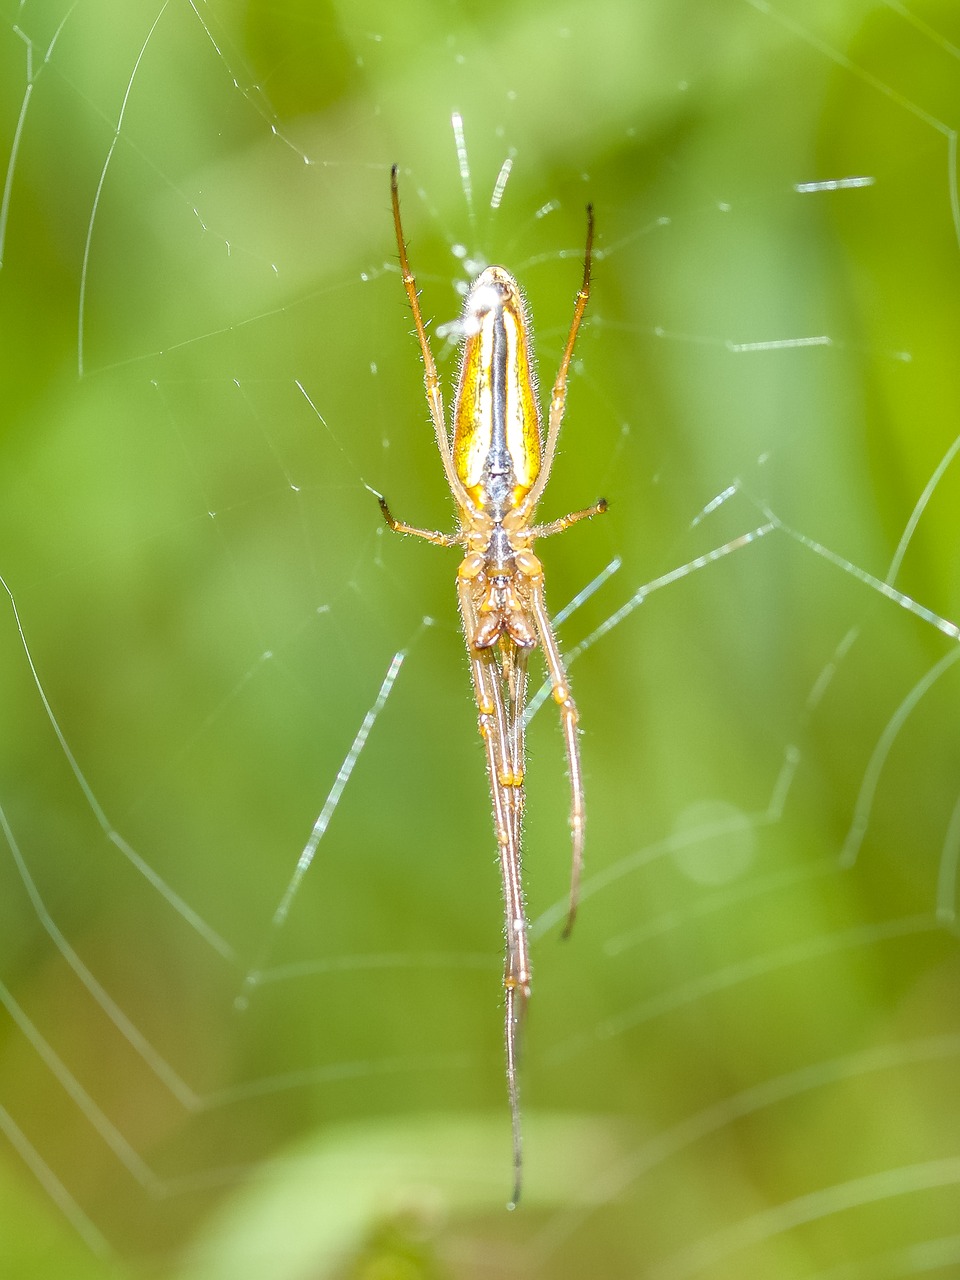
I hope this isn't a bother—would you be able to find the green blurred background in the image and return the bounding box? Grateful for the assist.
[3,0,960,1275]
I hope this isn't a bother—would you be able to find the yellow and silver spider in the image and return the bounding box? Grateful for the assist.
[378,166,606,1206]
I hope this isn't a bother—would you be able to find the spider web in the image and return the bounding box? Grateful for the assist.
[2,0,960,1275]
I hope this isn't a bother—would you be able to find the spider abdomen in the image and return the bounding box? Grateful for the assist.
[453,267,543,513]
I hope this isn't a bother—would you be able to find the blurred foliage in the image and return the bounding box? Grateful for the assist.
[334,1214,450,1280]
[3,0,960,1276]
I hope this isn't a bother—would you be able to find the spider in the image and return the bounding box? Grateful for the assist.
[378,165,606,1207]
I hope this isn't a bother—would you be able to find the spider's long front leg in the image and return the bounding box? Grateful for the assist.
[490,647,528,1213]
[457,569,530,1208]
[499,639,530,996]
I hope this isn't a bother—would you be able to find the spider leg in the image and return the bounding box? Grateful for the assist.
[499,639,530,998]
[457,572,530,1206]
[529,497,608,541]
[503,980,525,1210]
[516,204,594,521]
[501,640,530,1211]
[390,167,473,512]
[376,492,460,547]
[526,570,584,939]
